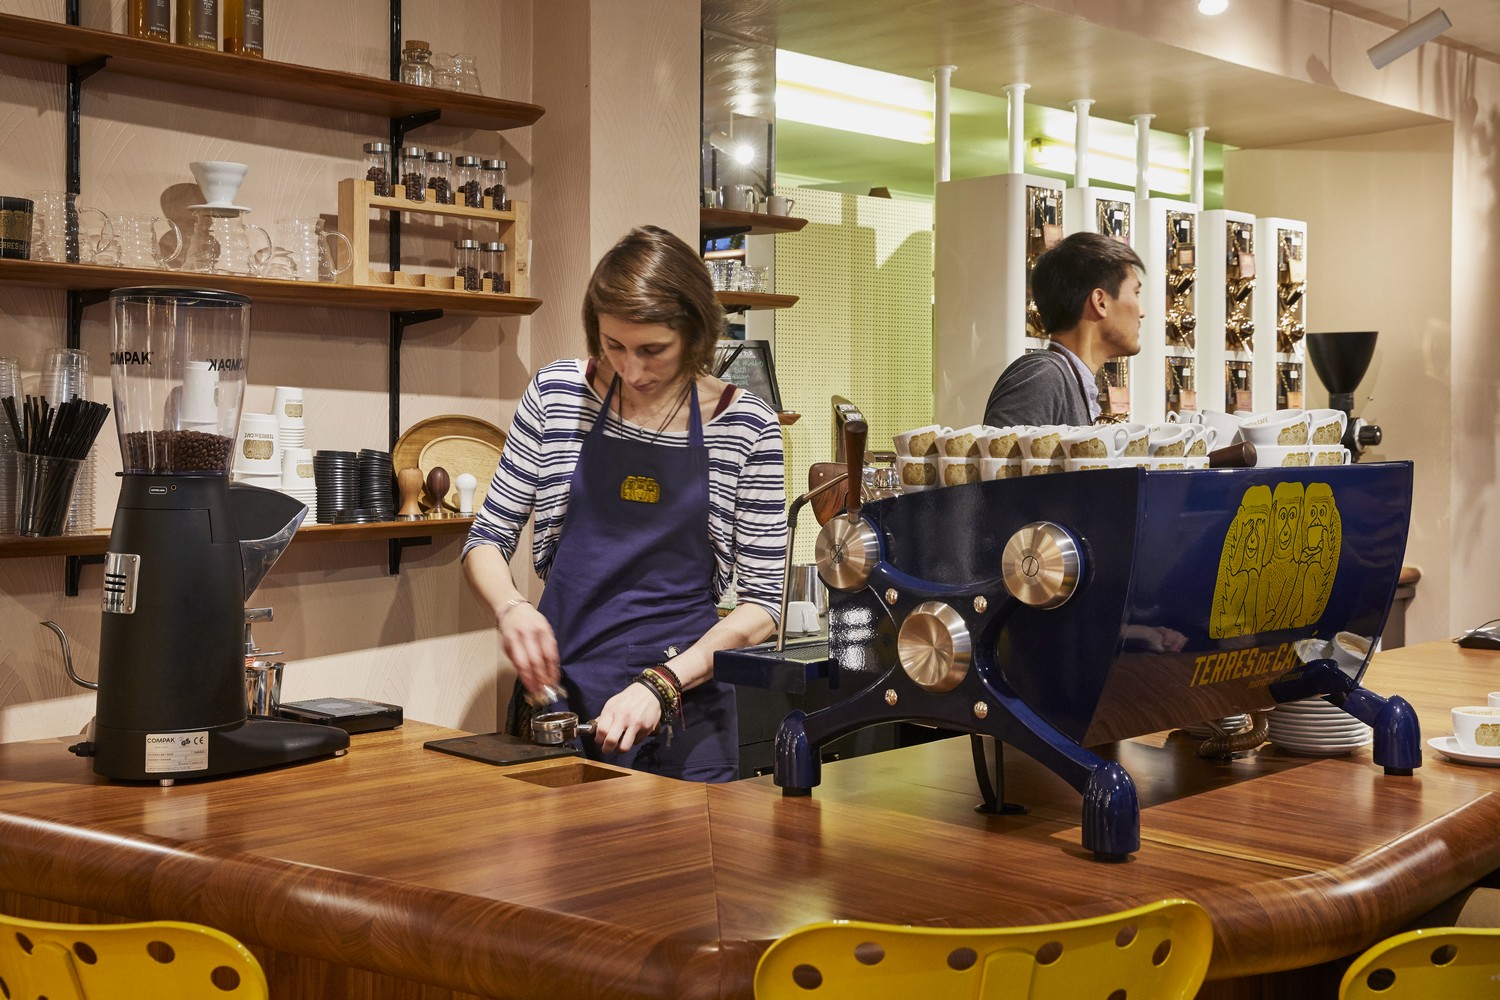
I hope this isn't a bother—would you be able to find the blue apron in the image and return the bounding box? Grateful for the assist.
[536,376,738,781]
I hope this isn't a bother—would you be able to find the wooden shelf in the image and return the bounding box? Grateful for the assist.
[0,14,544,132]
[700,208,809,238]
[0,259,542,318]
[717,290,799,311]
[367,188,517,222]
[778,412,800,425]
[0,517,474,561]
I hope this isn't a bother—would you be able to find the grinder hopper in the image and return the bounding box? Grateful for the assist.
[1306,331,1383,459]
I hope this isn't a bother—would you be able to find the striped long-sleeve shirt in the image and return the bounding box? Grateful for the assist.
[463,360,789,623]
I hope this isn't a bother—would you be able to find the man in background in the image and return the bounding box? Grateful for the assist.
[982,232,1146,427]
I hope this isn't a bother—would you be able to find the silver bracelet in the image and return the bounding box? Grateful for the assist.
[496,597,530,633]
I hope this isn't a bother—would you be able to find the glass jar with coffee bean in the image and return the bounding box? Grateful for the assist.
[454,239,481,291]
[400,146,428,203]
[455,155,484,209]
[481,241,510,293]
[425,150,454,205]
[363,142,392,197]
[481,159,509,211]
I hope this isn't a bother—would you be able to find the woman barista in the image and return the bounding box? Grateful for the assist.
[463,226,788,782]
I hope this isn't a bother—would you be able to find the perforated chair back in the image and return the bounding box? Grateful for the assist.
[0,913,268,1000]
[1340,926,1500,998]
[754,899,1213,999]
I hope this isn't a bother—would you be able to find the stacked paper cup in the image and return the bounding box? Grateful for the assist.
[233,412,282,488]
[274,386,305,453]
[39,348,96,534]
[0,357,19,534]
[280,446,316,511]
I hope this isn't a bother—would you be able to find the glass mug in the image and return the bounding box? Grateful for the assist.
[272,218,353,283]
[27,191,111,264]
[184,207,273,276]
[97,212,183,270]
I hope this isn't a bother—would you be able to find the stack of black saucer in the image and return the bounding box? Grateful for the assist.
[358,448,395,520]
[312,450,359,524]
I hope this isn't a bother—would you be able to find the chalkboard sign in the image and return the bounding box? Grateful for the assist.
[714,339,782,411]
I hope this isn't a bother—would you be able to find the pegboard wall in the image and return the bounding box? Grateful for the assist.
[774,188,934,562]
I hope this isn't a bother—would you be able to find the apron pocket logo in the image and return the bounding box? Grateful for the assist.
[620,475,661,503]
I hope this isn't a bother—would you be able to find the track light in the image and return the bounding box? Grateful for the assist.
[1368,8,1452,69]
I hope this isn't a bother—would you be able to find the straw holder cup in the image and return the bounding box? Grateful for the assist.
[16,452,83,537]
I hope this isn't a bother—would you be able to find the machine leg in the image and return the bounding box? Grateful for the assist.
[774,710,819,795]
[1082,760,1140,862]
[971,735,1028,816]
[1373,694,1421,775]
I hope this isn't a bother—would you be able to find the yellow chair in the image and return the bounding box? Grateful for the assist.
[1340,926,1500,998]
[0,913,268,1000]
[754,899,1213,999]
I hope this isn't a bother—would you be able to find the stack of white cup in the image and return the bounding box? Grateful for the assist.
[280,446,316,510]
[274,386,305,454]
[180,360,220,434]
[233,412,281,488]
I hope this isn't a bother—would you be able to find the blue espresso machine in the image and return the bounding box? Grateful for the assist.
[760,425,1418,861]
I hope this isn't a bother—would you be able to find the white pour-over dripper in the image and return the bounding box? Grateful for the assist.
[189,160,250,210]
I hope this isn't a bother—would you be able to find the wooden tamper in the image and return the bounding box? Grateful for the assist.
[425,466,451,519]
[397,467,424,520]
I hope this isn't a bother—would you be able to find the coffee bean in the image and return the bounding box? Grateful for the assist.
[427,177,453,205]
[366,166,392,197]
[401,172,427,202]
[457,265,481,291]
[124,429,233,472]
[458,180,483,208]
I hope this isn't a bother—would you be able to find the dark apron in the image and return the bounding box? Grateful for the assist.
[535,376,738,781]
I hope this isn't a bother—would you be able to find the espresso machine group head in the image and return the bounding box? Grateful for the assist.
[79,288,348,783]
[1306,331,1383,460]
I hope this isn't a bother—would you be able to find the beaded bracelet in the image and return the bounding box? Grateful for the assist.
[654,662,684,694]
[633,668,681,722]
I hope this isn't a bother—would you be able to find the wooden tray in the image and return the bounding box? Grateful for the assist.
[392,414,507,512]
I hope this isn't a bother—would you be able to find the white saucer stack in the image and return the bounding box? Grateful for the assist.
[1267,698,1373,756]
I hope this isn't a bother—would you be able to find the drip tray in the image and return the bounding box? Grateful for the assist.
[504,762,629,787]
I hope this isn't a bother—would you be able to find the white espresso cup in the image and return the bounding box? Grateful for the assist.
[1061,425,1129,459]
[272,385,305,427]
[767,194,796,216]
[1453,705,1500,754]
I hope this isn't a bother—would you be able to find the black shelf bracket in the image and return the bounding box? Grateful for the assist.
[65,553,105,597]
[388,535,432,575]
[389,309,443,451]
[66,288,109,350]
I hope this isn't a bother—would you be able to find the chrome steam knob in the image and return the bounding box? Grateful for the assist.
[1001,521,1082,609]
[897,601,972,693]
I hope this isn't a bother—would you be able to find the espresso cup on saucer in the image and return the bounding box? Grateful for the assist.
[1452,705,1500,755]
[979,425,1030,460]
[893,424,942,458]
[1308,408,1348,446]
[1119,423,1151,458]
[938,424,987,459]
[1020,426,1066,461]
[1239,410,1312,447]
[1061,425,1128,460]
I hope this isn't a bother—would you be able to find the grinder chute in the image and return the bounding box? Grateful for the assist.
[73,287,348,783]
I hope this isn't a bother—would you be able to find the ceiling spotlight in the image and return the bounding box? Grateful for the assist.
[1198,0,1228,14]
[1368,8,1452,69]
[733,144,756,165]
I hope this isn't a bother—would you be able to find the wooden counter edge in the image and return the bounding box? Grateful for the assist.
[0,808,722,1000]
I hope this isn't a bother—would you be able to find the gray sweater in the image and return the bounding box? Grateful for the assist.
[982,351,1092,427]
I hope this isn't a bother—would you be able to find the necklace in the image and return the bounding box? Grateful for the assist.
[615,376,693,442]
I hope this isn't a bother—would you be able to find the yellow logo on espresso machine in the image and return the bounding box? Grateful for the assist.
[619,476,661,504]
[1210,481,1342,639]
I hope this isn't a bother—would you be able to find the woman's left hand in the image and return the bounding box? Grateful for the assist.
[595,682,664,755]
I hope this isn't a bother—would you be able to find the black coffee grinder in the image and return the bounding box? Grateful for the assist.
[1306,330,1384,461]
[80,287,348,783]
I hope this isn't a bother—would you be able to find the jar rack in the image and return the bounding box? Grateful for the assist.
[337,179,529,295]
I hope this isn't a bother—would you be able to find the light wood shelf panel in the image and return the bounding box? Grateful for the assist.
[716,290,799,311]
[0,259,542,318]
[0,518,474,560]
[0,13,544,132]
[700,208,809,238]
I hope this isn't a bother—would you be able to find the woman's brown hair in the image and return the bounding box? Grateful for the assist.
[583,225,724,377]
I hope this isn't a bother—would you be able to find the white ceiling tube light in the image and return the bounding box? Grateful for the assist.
[1368,7,1452,68]
[776,50,934,144]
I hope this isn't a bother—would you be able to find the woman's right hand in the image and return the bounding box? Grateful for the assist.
[500,603,561,696]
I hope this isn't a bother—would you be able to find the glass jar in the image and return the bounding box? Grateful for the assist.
[399,146,427,202]
[452,53,482,94]
[362,142,392,197]
[425,151,454,205]
[400,40,433,87]
[481,242,509,293]
[454,156,483,208]
[431,51,458,91]
[481,159,509,211]
[454,239,481,291]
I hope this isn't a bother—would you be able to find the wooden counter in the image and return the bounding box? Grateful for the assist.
[1,640,1498,998]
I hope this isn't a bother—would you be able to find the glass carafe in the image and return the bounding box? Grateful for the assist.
[110,288,251,475]
[271,217,353,283]
[184,207,272,276]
